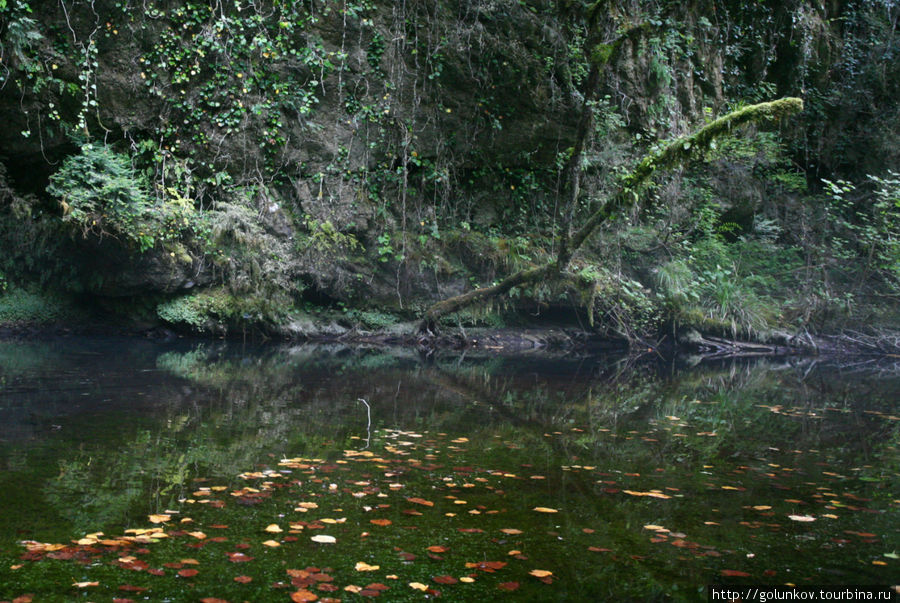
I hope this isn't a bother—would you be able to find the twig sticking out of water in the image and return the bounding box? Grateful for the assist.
[357,398,371,450]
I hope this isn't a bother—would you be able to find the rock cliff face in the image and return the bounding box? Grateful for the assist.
[1,0,897,337]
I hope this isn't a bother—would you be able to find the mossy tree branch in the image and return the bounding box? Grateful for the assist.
[420,97,804,331]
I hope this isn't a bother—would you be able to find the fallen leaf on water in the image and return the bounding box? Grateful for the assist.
[500,528,523,535]
[498,582,520,591]
[427,545,449,553]
[148,514,170,524]
[459,577,475,583]
[433,575,458,584]
[752,506,772,511]
[406,497,434,507]
[720,570,751,577]
[265,524,283,533]
[788,515,816,522]
[532,507,558,513]
[465,561,507,572]
[355,562,380,572]
[290,589,318,602]
[262,540,281,547]
[528,570,552,578]
[234,575,252,583]
[178,569,199,577]
[508,550,522,556]
[370,519,392,526]
[73,581,99,588]
[226,552,254,562]
[310,535,336,544]
[409,582,429,591]
[623,490,671,499]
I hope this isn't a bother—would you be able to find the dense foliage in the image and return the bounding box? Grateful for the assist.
[0,0,897,339]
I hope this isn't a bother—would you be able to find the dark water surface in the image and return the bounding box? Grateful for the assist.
[0,336,897,601]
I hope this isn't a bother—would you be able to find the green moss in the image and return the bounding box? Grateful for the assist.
[0,287,85,325]
[156,288,286,333]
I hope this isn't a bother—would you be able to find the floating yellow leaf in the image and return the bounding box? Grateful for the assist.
[73,581,99,588]
[344,585,363,593]
[148,514,171,523]
[623,490,671,499]
[788,514,816,522]
[532,507,558,513]
[529,569,553,578]
[355,561,380,571]
[409,582,429,591]
[508,550,522,556]
[752,506,772,511]
[187,531,206,539]
[310,535,336,544]
[262,539,281,547]
[264,524,283,533]
[459,576,475,583]
[500,528,523,535]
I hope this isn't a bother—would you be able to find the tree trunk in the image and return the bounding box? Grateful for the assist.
[420,99,803,332]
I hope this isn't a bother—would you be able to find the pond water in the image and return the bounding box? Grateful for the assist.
[0,336,897,601]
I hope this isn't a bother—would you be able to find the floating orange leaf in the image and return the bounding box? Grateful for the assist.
[528,569,552,578]
[234,575,252,583]
[498,582,520,591]
[500,528,523,535]
[369,519,392,527]
[465,561,506,573]
[433,575,458,584]
[532,507,558,513]
[262,539,281,547]
[178,569,199,577]
[427,545,449,553]
[290,589,318,602]
[406,497,434,507]
[148,514,171,524]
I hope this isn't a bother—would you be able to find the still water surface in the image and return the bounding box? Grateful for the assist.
[0,336,897,601]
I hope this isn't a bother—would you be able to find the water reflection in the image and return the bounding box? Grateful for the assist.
[0,337,897,596]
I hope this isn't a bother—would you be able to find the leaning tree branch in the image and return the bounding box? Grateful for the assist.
[420,98,804,331]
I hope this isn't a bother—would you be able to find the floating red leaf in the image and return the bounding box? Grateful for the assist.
[720,570,751,577]
[498,582,520,591]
